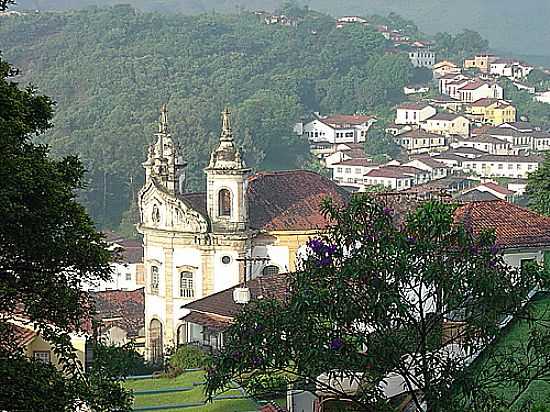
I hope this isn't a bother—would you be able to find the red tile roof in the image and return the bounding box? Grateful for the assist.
[397,102,432,111]
[365,167,411,179]
[91,288,145,337]
[332,158,377,167]
[11,324,37,347]
[478,182,515,196]
[248,170,350,231]
[454,201,550,249]
[458,80,488,91]
[182,273,289,320]
[179,171,350,232]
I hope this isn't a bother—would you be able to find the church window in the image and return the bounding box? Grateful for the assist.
[151,266,159,294]
[180,271,194,298]
[221,255,232,265]
[262,265,279,277]
[218,189,231,217]
[149,319,163,363]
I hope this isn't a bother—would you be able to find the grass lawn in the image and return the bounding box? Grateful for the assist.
[468,292,550,409]
[125,370,259,411]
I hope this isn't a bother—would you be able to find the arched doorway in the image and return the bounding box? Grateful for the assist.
[149,319,163,363]
[176,323,188,347]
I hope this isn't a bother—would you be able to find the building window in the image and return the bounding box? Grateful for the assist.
[180,271,194,298]
[125,272,132,281]
[345,168,352,174]
[176,323,187,347]
[151,265,159,294]
[221,255,232,264]
[149,319,163,363]
[218,189,231,217]
[262,265,279,277]
[33,351,51,364]
[336,167,342,173]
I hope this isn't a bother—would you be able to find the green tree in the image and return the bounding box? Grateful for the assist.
[526,152,550,216]
[364,126,402,160]
[0,56,131,411]
[205,196,547,411]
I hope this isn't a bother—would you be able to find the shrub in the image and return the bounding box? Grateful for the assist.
[169,345,210,372]
[244,373,289,397]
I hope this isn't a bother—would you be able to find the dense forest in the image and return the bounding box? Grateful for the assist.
[13,0,550,59]
[0,5,414,229]
[0,5,489,231]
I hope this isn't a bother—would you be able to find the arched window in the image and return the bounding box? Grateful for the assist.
[180,271,194,298]
[176,323,187,347]
[150,266,159,294]
[218,189,231,217]
[262,265,279,277]
[149,319,163,363]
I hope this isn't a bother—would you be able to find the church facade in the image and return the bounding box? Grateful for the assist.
[138,106,348,360]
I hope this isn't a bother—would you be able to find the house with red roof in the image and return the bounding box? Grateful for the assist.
[395,102,436,125]
[461,181,516,201]
[457,80,503,103]
[138,107,350,360]
[299,113,376,145]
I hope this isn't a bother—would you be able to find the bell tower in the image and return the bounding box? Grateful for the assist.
[143,104,185,194]
[205,109,251,233]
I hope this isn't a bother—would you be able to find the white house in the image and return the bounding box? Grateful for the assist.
[439,75,471,97]
[330,158,381,188]
[457,80,503,103]
[395,103,437,125]
[535,91,550,104]
[408,47,436,68]
[364,167,415,191]
[432,61,461,79]
[451,134,513,155]
[404,157,450,180]
[301,114,376,144]
[489,59,534,79]
[394,129,446,154]
[421,113,471,136]
[462,154,543,178]
[462,181,515,201]
[324,143,368,166]
[404,84,430,95]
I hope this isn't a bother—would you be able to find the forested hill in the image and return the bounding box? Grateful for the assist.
[0,5,421,230]
[13,0,550,58]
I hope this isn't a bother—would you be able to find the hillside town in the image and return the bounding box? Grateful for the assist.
[3,5,550,412]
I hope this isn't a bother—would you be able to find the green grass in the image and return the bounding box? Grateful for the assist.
[125,371,259,411]
[468,292,550,409]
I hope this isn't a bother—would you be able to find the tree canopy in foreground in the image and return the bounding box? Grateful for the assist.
[0,55,131,411]
[206,195,549,411]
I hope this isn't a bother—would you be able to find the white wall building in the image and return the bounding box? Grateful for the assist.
[458,81,504,103]
[462,154,543,178]
[408,48,436,68]
[395,103,437,125]
[301,114,376,144]
[422,113,471,136]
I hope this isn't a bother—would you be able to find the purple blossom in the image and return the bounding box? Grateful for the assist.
[490,244,500,255]
[469,245,479,254]
[406,236,417,245]
[308,238,337,267]
[232,351,242,361]
[254,324,264,333]
[318,256,333,267]
[383,207,393,216]
[330,337,344,351]
[252,356,263,367]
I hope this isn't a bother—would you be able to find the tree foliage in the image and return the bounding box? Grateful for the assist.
[433,30,489,63]
[526,152,550,216]
[205,195,547,411]
[0,6,410,229]
[0,55,131,411]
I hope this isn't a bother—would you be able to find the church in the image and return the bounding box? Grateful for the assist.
[138,106,348,360]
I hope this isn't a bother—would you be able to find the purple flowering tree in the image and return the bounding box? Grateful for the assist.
[205,195,548,411]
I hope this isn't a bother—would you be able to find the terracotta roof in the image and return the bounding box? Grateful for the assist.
[400,129,442,140]
[410,156,450,169]
[116,239,143,264]
[397,102,432,110]
[182,273,289,319]
[455,134,508,145]
[181,312,233,332]
[459,80,488,91]
[454,201,550,249]
[365,167,411,179]
[470,98,500,107]
[433,61,458,69]
[247,171,350,231]
[426,112,467,121]
[447,147,488,156]
[478,182,515,195]
[179,192,208,217]
[429,94,460,102]
[456,190,500,202]
[91,288,145,337]
[11,324,37,347]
